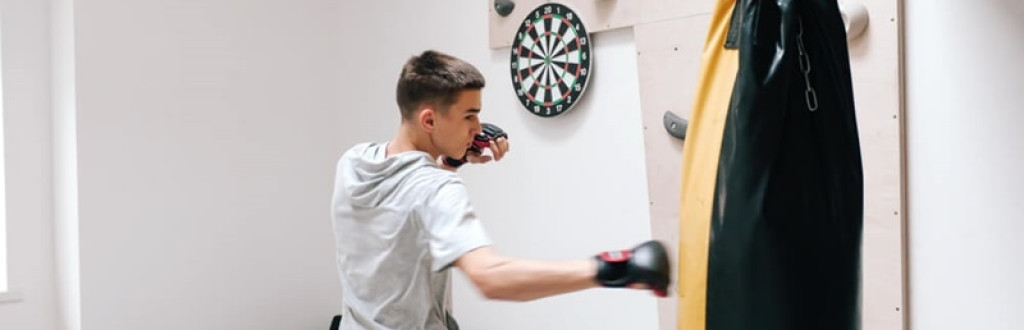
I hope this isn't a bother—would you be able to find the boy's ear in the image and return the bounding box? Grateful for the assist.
[419,106,435,132]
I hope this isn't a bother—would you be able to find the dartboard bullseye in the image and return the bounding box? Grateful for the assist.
[510,3,592,117]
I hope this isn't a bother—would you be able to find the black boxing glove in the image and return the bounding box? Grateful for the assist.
[479,122,508,141]
[594,240,671,297]
[443,123,509,168]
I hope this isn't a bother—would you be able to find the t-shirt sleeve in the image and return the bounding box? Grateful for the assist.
[418,181,492,272]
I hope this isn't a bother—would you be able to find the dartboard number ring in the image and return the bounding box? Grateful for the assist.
[510,3,592,117]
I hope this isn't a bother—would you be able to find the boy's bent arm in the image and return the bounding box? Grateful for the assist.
[454,247,600,302]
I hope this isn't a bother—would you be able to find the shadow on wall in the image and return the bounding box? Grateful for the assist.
[996,0,1024,15]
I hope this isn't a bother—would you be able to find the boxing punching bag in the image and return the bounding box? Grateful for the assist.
[677,0,863,329]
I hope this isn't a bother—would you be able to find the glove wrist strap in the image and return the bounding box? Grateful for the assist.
[442,156,467,168]
[595,250,631,287]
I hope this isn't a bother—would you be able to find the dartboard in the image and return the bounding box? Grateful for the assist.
[510,3,592,117]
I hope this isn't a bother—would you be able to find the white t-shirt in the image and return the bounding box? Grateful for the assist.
[331,142,491,330]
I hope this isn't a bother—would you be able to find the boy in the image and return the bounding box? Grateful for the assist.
[331,50,669,329]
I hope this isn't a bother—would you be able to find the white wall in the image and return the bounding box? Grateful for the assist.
[905,1,1024,329]
[73,0,343,329]
[337,1,659,329]
[455,28,659,330]
[0,0,58,329]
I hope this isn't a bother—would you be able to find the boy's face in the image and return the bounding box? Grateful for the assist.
[430,89,483,159]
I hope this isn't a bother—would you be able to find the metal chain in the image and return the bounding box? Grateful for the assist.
[796,18,819,112]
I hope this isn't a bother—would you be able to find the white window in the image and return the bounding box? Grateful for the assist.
[0,36,6,293]
[0,51,6,293]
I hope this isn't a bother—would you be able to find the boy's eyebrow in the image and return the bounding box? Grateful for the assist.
[467,108,481,114]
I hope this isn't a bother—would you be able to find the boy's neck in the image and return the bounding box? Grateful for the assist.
[387,123,439,159]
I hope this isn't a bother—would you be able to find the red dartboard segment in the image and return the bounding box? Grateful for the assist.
[510,3,592,118]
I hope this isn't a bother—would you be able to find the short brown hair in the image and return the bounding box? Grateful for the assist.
[395,50,485,119]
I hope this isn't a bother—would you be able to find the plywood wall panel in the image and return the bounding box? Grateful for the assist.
[842,0,906,328]
[639,0,714,24]
[489,0,547,48]
[490,0,642,49]
[634,14,711,330]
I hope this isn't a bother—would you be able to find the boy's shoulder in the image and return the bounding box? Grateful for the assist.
[341,141,382,157]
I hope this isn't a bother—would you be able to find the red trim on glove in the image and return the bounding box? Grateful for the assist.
[599,250,632,263]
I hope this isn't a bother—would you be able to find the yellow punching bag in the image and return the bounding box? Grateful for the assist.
[676,0,739,328]
[678,0,863,329]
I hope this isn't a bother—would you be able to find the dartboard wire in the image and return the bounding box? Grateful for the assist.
[549,64,573,102]
[534,18,550,56]
[550,51,573,65]
[519,72,536,96]
[536,39,550,89]
[545,32,558,62]
[539,36,550,57]
[520,44,546,77]
[547,67,563,104]
[550,64,568,85]
[560,23,579,45]
[541,21,562,95]
[516,56,543,94]
[540,61,548,90]
[544,16,556,57]
[525,40,546,88]
[523,64,543,90]
[547,61,566,86]
[542,64,555,105]
[545,16,567,73]
[533,63,544,89]
[557,74,572,102]
[518,46,541,98]
[519,37,546,61]
[537,31,577,102]
[542,63,554,91]
[516,60,539,84]
[553,33,578,58]
[526,76,540,103]
[550,40,566,59]
[550,26,572,59]
[525,22,545,58]
[541,16,564,58]
[541,41,554,67]
[561,50,585,79]
[555,16,571,41]
[545,63,555,90]
[548,16,563,56]
[535,77,547,105]
[550,56,579,88]
[532,62,548,101]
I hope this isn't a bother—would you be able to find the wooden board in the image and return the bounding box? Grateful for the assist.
[840,0,907,328]
[634,14,711,330]
[489,0,640,49]
[639,0,714,24]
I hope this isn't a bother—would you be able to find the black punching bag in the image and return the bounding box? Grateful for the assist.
[704,0,864,329]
